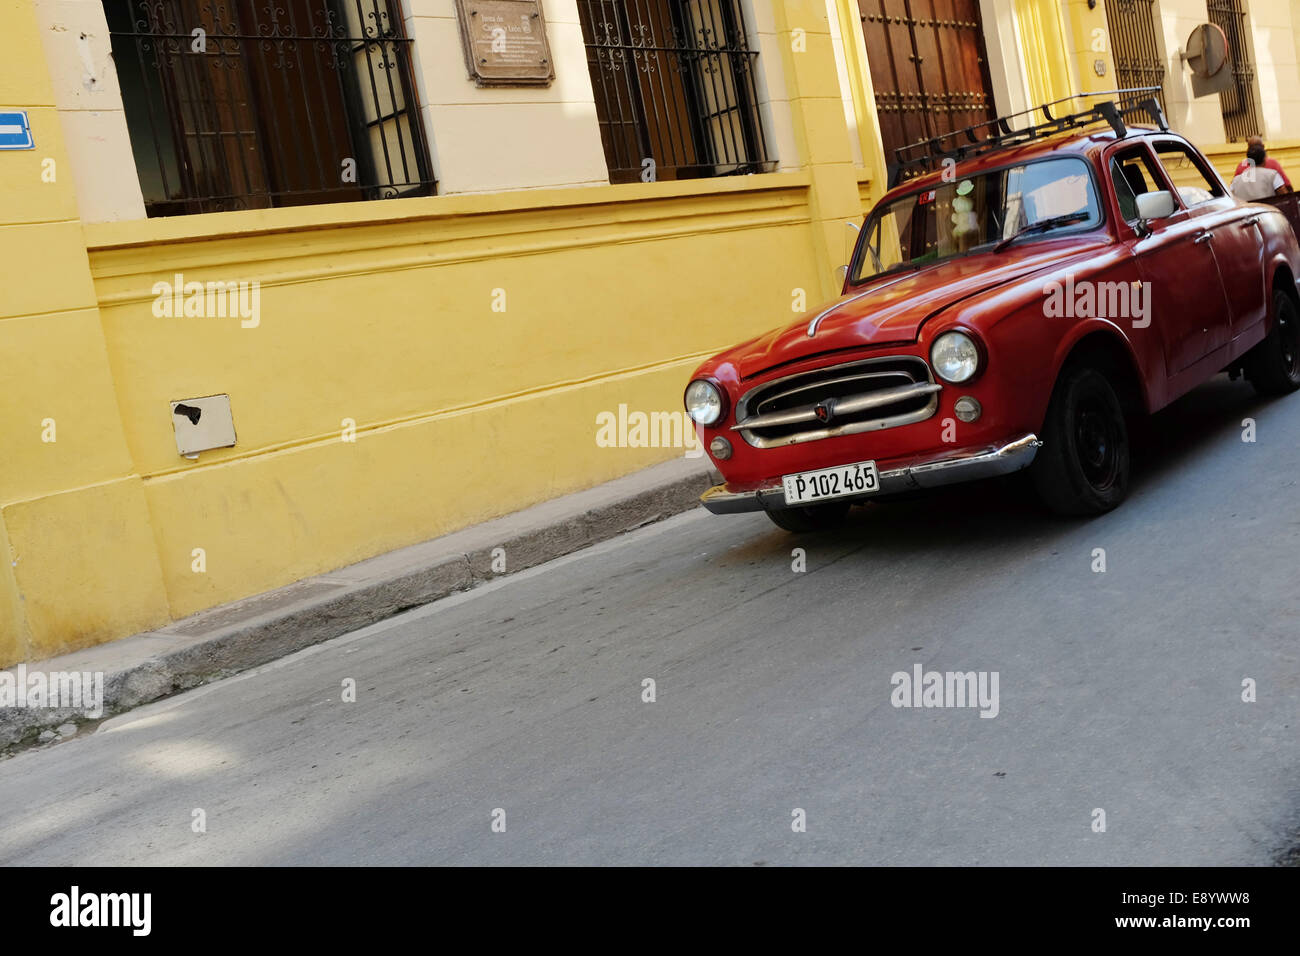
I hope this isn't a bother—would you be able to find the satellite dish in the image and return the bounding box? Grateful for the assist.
[1184,23,1233,96]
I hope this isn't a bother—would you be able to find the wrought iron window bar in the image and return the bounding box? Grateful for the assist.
[1104,0,1167,116]
[1206,0,1260,141]
[105,0,435,216]
[577,0,775,184]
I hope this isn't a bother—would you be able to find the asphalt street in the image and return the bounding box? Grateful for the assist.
[1,374,1297,865]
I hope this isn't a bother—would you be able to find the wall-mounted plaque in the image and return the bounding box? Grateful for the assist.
[454,0,555,87]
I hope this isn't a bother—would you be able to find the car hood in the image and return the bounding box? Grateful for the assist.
[726,248,1088,378]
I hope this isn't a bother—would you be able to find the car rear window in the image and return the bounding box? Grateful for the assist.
[1153,142,1224,207]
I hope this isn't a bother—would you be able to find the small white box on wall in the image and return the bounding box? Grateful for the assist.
[170,394,237,457]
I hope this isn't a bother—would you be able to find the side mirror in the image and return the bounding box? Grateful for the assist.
[1135,190,1176,222]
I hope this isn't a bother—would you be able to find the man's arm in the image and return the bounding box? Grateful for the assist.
[1266,157,1291,188]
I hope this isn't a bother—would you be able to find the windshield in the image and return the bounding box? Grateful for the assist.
[852,157,1102,283]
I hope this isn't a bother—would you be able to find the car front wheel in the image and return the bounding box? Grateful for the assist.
[1031,366,1131,516]
[764,500,851,533]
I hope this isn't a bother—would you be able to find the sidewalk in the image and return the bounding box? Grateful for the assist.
[0,456,717,752]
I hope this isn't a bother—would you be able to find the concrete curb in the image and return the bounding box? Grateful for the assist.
[0,457,717,753]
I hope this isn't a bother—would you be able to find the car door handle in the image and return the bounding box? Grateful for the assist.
[1240,216,1261,230]
[1194,232,1213,244]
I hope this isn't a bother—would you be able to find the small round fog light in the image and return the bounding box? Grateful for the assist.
[709,436,733,460]
[954,396,982,423]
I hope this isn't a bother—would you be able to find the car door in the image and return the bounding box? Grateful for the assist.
[1112,142,1232,374]
[1150,139,1267,345]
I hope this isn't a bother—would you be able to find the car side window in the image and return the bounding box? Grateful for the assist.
[1110,149,1167,223]
[1153,142,1224,207]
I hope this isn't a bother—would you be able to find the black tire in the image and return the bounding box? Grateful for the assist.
[764,500,851,533]
[1031,365,1131,516]
[1245,290,1300,396]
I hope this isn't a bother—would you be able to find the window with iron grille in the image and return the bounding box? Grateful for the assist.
[575,0,775,184]
[1103,0,1167,115]
[104,0,435,216]
[1206,0,1260,141]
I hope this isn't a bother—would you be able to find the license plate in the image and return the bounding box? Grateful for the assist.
[782,460,880,505]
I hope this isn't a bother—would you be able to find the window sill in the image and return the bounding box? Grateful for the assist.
[84,171,814,251]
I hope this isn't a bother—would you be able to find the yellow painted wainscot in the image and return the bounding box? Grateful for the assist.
[0,0,172,664]
[0,173,825,660]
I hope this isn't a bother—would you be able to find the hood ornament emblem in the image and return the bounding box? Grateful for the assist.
[806,305,836,337]
[814,399,836,423]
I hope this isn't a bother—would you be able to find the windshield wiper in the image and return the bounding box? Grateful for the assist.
[992,211,1091,253]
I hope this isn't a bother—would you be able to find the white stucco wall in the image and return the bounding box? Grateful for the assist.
[401,0,609,192]
[33,0,146,222]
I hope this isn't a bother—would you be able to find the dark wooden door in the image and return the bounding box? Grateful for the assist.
[857,0,995,181]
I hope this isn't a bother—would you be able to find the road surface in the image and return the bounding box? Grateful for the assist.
[1,375,1297,865]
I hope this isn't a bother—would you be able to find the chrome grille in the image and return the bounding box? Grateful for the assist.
[734,356,939,447]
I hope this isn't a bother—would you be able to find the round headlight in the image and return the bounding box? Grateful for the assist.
[930,331,981,383]
[684,379,726,426]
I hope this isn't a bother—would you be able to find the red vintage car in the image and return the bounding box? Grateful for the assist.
[686,96,1300,531]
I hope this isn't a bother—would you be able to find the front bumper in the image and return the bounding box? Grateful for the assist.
[700,433,1042,514]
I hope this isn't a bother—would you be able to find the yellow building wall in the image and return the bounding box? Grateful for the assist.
[773,0,867,297]
[2,164,826,663]
[0,0,170,663]
[0,0,863,666]
[83,177,820,624]
[1062,0,1117,99]
[1015,0,1076,108]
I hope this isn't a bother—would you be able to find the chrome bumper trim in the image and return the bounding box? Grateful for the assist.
[699,433,1042,515]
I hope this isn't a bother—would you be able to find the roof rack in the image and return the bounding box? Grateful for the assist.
[890,88,1169,186]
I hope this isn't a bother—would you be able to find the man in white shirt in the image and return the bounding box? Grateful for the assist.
[1231,143,1288,201]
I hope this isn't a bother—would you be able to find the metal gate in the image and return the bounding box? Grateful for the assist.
[857,0,995,180]
[1206,0,1260,140]
[1103,0,1167,113]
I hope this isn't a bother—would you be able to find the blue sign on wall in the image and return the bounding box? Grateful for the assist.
[0,111,35,150]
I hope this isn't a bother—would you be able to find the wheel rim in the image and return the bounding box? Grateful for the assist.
[1074,399,1121,491]
[1279,305,1300,379]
